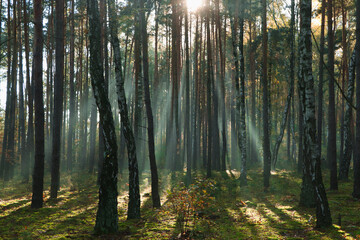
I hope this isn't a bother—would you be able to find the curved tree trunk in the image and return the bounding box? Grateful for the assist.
[108,0,141,219]
[88,0,119,233]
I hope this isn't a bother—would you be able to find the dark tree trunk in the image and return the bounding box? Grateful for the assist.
[185,5,191,183]
[339,0,348,179]
[31,0,45,209]
[317,0,326,163]
[7,0,18,181]
[89,102,97,174]
[24,0,33,183]
[67,0,75,172]
[327,0,338,190]
[50,0,64,199]
[87,0,119,233]
[107,0,140,219]
[206,0,213,178]
[18,0,26,182]
[239,2,247,186]
[0,0,11,180]
[139,0,161,208]
[262,0,271,189]
[353,0,360,199]
[249,2,258,165]
[339,51,355,180]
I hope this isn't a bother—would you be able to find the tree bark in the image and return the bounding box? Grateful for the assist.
[299,0,332,227]
[87,0,119,233]
[339,51,355,180]
[353,0,360,199]
[67,0,75,172]
[50,0,64,199]
[262,0,271,189]
[108,0,141,219]
[139,0,161,208]
[239,2,247,186]
[327,0,338,190]
[317,0,326,163]
[31,0,45,209]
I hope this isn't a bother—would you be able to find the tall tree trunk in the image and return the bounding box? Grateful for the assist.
[18,0,26,182]
[0,0,11,180]
[67,0,75,172]
[339,51,355,180]
[317,0,326,163]
[262,0,271,189]
[239,2,247,186]
[108,0,141,219]
[249,2,258,165]
[6,0,18,181]
[50,0,64,199]
[206,0,213,178]
[215,0,226,171]
[288,0,295,164]
[31,0,45,209]
[87,0,119,233]
[353,0,360,199]
[327,0,338,190]
[139,0,161,208]
[339,0,348,178]
[185,5,191,183]
[299,0,332,227]
[24,0,32,183]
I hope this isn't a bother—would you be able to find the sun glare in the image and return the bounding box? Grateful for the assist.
[186,0,204,12]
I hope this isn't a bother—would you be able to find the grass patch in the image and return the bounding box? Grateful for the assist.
[0,169,359,239]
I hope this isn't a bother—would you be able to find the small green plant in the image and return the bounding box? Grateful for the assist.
[166,178,217,237]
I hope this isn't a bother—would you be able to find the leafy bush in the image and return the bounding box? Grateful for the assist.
[166,178,217,236]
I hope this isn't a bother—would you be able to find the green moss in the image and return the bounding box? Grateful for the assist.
[0,169,359,239]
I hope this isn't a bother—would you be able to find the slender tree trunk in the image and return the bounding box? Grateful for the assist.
[107,0,141,219]
[67,0,75,172]
[317,0,326,163]
[18,0,26,182]
[139,0,161,208]
[6,0,18,181]
[31,0,45,209]
[206,0,213,178]
[262,0,271,189]
[24,0,32,183]
[327,0,338,190]
[50,0,64,199]
[249,3,258,165]
[353,0,360,199]
[0,0,11,180]
[88,0,119,233]
[339,51,355,180]
[185,5,191,183]
[239,3,247,186]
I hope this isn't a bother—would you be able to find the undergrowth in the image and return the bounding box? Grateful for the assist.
[0,169,359,239]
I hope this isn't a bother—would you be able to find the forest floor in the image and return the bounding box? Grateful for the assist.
[0,168,359,239]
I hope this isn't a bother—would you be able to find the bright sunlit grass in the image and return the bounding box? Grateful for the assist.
[186,0,204,12]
